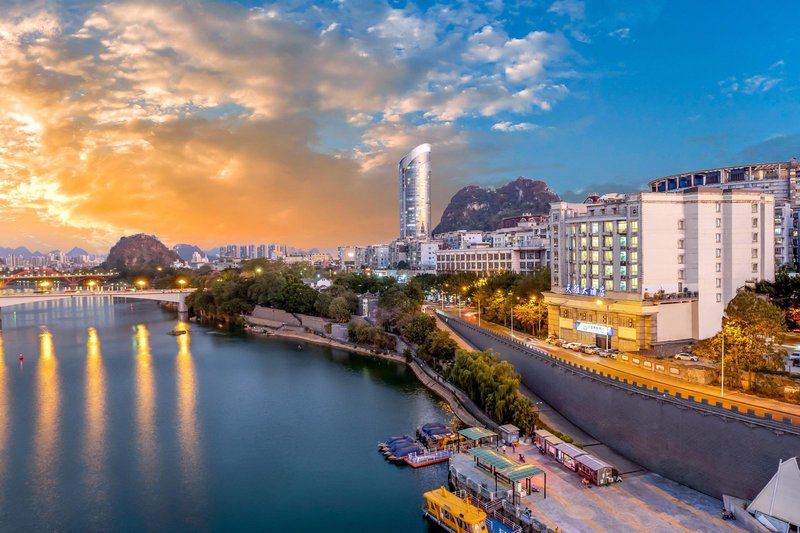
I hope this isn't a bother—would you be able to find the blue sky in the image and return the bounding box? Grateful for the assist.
[0,0,797,251]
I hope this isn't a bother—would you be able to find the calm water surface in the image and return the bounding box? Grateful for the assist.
[0,298,449,531]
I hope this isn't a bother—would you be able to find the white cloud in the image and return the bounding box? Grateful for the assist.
[608,27,631,40]
[742,74,781,94]
[548,0,585,20]
[491,121,539,132]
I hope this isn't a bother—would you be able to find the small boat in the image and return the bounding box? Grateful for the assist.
[167,329,187,336]
[18,354,23,362]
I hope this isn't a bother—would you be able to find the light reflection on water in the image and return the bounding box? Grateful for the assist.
[135,324,157,487]
[84,327,107,515]
[175,322,204,521]
[34,328,59,517]
[0,334,6,480]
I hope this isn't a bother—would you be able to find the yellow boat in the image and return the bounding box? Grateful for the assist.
[423,486,488,533]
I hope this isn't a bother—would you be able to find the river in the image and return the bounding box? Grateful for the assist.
[0,298,448,531]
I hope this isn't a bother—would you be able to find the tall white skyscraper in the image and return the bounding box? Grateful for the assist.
[399,143,431,239]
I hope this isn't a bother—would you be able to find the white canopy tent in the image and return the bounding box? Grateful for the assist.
[747,457,800,531]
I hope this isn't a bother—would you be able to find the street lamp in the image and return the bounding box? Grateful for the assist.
[255,267,263,275]
[135,279,146,291]
[720,315,727,398]
[87,280,97,291]
[178,278,187,290]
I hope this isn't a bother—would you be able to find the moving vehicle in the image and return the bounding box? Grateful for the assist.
[673,352,698,362]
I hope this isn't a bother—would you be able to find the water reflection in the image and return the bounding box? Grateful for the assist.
[84,327,107,507]
[0,334,7,478]
[135,325,157,483]
[175,322,201,496]
[34,328,59,512]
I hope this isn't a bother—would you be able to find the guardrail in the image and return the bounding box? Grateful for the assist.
[438,310,800,434]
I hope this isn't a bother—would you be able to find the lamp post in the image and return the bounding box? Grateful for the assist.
[87,280,97,291]
[135,279,146,291]
[721,316,727,398]
[178,279,187,291]
[509,291,516,338]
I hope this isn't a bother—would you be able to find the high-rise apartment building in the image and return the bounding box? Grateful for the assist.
[399,143,431,240]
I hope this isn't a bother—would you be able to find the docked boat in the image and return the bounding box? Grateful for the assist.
[423,487,488,533]
[404,449,451,468]
[418,422,458,448]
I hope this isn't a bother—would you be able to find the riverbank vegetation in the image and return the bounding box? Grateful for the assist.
[446,350,538,434]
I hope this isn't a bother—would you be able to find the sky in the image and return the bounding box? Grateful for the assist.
[0,0,798,253]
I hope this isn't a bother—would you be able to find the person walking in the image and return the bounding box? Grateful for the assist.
[502,444,507,455]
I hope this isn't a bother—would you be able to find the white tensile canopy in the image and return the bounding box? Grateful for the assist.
[747,457,800,528]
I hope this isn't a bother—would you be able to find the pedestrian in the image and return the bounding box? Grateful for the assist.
[502,444,507,455]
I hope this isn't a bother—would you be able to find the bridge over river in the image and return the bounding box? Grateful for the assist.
[0,289,196,328]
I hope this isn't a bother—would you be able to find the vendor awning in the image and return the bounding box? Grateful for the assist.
[459,427,498,442]
[499,424,520,433]
[468,447,517,470]
[503,464,545,482]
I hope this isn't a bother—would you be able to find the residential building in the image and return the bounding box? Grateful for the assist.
[545,188,775,352]
[399,143,432,239]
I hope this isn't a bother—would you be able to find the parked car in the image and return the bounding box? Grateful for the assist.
[545,336,558,345]
[608,349,622,360]
[789,352,800,367]
[571,343,585,352]
[555,339,568,347]
[582,345,601,354]
[597,349,612,358]
[563,342,581,351]
[673,352,699,362]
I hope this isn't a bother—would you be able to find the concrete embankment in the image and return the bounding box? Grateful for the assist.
[443,312,800,500]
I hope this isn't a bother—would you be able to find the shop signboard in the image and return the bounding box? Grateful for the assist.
[575,321,613,336]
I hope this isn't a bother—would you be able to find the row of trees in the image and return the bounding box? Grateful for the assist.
[347,322,397,351]
[412,269,551,336]
[186,261,368,323]
[446,350,538,434]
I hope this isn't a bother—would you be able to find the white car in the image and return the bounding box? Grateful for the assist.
[673,352,699,362]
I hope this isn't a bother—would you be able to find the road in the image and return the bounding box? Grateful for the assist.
[441,306,800,426]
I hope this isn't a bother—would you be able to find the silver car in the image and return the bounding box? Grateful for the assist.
[673,352,699,362]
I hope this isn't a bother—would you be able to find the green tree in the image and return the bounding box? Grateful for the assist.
[693,291,786,391]
[327,296,351,323]
[419,330,458,365]
[402,313,437,345]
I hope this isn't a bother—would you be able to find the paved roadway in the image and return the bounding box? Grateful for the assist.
[440,306,800,426]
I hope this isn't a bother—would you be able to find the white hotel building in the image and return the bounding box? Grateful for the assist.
[544,188,775,352]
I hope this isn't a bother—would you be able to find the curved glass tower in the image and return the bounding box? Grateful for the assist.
[399,143,431,239]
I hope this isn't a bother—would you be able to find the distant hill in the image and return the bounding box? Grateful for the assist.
[0,246,47,258]
[172,244,205,261]
[104,234,180,272]
[66,247,90,257]
[433,177,560,235]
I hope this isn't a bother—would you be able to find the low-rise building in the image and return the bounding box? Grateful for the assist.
[545,188,775,352]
